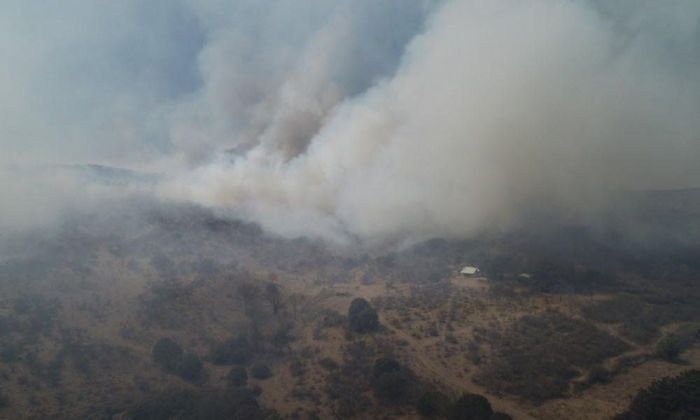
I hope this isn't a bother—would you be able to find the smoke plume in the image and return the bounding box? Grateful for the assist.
[2,0,700,246]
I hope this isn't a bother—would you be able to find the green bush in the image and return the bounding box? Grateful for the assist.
[416,391,449,417]
[348,298,379,333]
[373,357,401,378]
[449,393,493,420]
[615,369,700,419]
[250,362,272,380]
[127,388,262,420]
[319,357,339,371]
[227,366,248,387]
[152,338,183,372]
[208,336,253,366]
[587,365,612,385]
[373,371,411,405]
[656,335,682,361]
[475,312,629,403]
[176,353,204,383]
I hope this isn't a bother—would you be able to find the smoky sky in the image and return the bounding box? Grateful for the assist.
[1,0,700,246]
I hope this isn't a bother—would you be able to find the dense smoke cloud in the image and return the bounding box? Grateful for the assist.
[1,0,699,245]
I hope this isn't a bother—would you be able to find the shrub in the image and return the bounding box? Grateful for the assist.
[289,359,305,377]
[250,362,272,380]
[373,357,401,378]
[127,388,262,420]
[615,369,700,419]
[227,366,248,387]
[475,312,629,403]
[373,371,411,405]
[176,353,204,383]
[348,298,379,333]
[208,336,253,365]
[449,393,493,420]
[656,335,682,361]
[416,391,449,417]
[152,338,183,372]
[319,357,339,371]
[587,365,612,385]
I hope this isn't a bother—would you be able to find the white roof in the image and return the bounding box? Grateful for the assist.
[460,266,479,275]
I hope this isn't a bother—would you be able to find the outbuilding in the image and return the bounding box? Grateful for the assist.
[460,266,481,277]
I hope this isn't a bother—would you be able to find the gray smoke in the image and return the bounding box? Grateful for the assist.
[1,0,699,246]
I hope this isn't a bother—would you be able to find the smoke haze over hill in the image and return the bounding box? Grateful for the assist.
[2,0,700,245]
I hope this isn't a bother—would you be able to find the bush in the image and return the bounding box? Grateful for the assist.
[615,369,700,419]
[373,371,411,405]
[348,298,379,333]
[127,387,262,420]
[373,357,401,378]
[176,353,204,383]
[416,391,449,417]
[250,362,272,380]
[656,335,682,361]
[319,357,339,371]
[289,359,305,377]
[587,365,612,385]
[152,338,183,372]
[208,336,253,366]
[475,312,629,403]
[449,393,493,420]
[227,366,248,387]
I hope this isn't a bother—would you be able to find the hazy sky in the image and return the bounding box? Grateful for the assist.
[1,0,699,245]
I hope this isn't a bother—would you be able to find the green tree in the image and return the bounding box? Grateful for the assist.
[373,371,411,405]
[348,298,379,333]
[449,393,493,420]
[656,335,682,361]
[176,353,204,382]
[616,369,700,419]
[416,391,449,417]
[250,362,272,380]
[227,366,248,387]
[152,338,183,372]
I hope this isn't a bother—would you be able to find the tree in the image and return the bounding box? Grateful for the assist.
[227,366,248,387]
[152,338,183,372]
[371,357,413,405]
[417,391,449,417]
[208,336,253,365]
[449,393,493,420]
[176,353,204,382]
[587,365,611,385]
[615,369,700,419]
[373,371,411,405]
[237,282,260,309]
[264,282,283,315]
[250,362,272,380]
[656,335,682,361]
[373,357,401,378]
[348,298,379,333]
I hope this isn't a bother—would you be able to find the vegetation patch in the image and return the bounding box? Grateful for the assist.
[475,312,629,403]
[615,369,700,420]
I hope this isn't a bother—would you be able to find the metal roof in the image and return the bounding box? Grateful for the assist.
[460,266,479,275]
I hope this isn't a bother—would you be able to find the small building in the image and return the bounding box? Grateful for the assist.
[460,266,481,277]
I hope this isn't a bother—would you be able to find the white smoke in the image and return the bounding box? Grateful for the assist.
[162,0,700,246]
[1,0,699,247]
